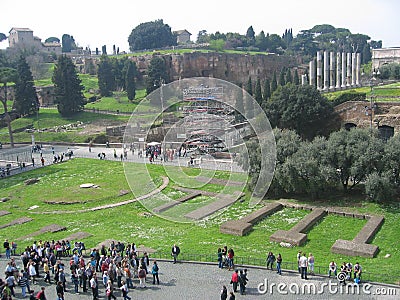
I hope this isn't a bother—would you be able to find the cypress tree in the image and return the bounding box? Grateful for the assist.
[14,55,39,116]
[271,71,278,93]
[285,69,293,84]
[263,79,271,101]
[126,61,137,101]
[97,55,114,97]
[279,68,286,86]
[52,55,85,116]
[246,77,253,95]
[254,78,262,106]
[293,69,300,85]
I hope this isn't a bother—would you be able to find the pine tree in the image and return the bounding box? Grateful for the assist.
[146,56,168,96]
[126,61,137,101]
[52,55,85,116]
[271,71,278,93]
[14,55,39,116]
[254,78,262,106]
[263,79,271,102]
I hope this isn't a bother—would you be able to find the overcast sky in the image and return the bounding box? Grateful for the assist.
[1,0,399,52]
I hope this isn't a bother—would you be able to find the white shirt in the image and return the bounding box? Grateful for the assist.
[299,256,308,268]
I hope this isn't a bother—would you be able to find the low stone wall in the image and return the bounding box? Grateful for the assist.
[220,202,283,236]
[269,209,327,246]
[153,192,202,213]
[219,220,253,236]
[0,217,32,229]
[17,224,66,240]
[353,216,384,244]
[218,198,383,256]
[331,215,384,258]
[185,192,244,220]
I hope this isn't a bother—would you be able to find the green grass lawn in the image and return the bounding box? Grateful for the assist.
[325,82,400,103]
[0,158,398,284]
[0,109,129,144]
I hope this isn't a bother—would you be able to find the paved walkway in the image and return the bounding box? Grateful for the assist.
[0,257,397,300]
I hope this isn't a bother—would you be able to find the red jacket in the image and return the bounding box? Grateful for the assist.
[231,272,238,283]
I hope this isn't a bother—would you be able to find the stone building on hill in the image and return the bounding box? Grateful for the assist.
[174,30,192,44]
[8,27,61,55]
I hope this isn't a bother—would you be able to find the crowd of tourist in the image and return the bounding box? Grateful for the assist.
[0,239,170,299]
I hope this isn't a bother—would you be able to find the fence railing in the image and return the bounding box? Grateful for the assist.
[147,251,399,285]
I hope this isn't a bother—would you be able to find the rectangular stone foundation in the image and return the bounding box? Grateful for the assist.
[269,230,307,246]
[331,239,379,258]
[220,220,253,236]
[219,202,283,236]
[241,202,283,224]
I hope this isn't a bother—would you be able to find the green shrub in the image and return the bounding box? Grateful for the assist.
[332,92,366,106]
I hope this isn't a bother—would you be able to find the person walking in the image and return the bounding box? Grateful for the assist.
[120,280,131,300]
[230,270,239,293]
[171,243,180,264]
[90,273,99,300]
[138,265,147,288]
[56,281,64,300]
[18,271,29,298]
[220,285,228,300]
[238,269,246,295]
[151,260,160,284]
[36,286,47,300]
[229,291,236,300]
[106,280,117,300]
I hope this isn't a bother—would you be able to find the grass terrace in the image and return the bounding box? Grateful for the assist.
[0,158,398,284]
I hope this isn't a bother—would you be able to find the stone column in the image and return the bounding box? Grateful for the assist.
[301,74,308,85]
[317,51,323,90]
[309,60,315,87]
[324,50,329,91]
[330,52,335,90]
[336,52,341,89]
[351,52,356,86]
[346,52,352,87]
[341,52,346,88]
[356,53,361,86]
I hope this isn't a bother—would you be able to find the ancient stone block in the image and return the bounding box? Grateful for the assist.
[353,216,384,244]
[291,208,327,233]
[220,220,253,236]
[269,230,307,246]
[331,239,379,258]
[241,202,283,224]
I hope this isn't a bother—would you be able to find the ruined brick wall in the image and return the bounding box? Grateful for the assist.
[131,52,302,85]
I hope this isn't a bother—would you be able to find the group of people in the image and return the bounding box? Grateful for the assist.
[0,239,171,300]
[328,260,363,284]
[217,246,235,270]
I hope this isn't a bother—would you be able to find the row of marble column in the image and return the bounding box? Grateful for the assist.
[305,51,361,91]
